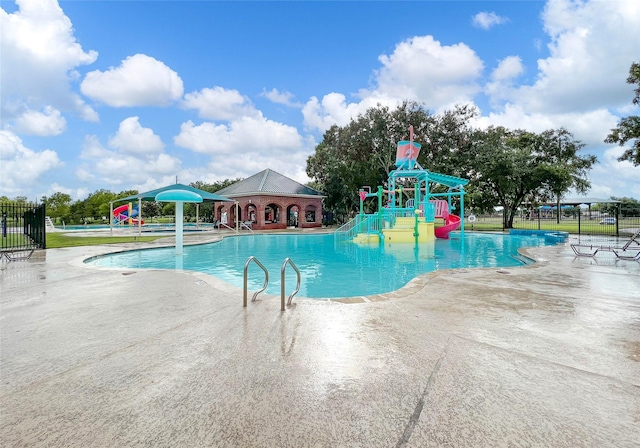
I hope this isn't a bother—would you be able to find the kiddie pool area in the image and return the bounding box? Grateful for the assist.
[84,231,564,298]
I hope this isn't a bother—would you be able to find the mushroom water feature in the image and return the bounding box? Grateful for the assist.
[155,189,204,255]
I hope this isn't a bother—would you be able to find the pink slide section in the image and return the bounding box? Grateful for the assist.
[434,214,461,239]
[113,204,144,225]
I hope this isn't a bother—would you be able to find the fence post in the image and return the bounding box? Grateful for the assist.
[578,209,581,235]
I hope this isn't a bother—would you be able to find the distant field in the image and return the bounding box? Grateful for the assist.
[466,215,638,235]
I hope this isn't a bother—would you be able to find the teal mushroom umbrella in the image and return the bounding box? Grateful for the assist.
[155,189,203,255]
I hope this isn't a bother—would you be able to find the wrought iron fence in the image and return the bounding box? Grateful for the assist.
[1,202,46,260]
[465,206,640,237]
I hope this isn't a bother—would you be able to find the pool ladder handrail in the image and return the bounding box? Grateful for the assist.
[281,257,301,311]
[243,256,269,307]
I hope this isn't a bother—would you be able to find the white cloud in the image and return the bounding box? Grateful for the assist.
[78,134,181,187]
[0,0,98,125]
[586,146,640,198]
[472,12,508,30]
[182,86,259,121]
[81,54,184,107]
[302,93,368,131]
[14,106,67,136]
[474,104,619,147]
[108,117,164,156]
[505,0,640,114]
[173,114,315,183]
[492,56,524,82]
[303,35,484,132]
[484,56,525,106]
[261,88,301,107]
[0,130,63,196]
[174,114,304,155]
[375,36,483,106]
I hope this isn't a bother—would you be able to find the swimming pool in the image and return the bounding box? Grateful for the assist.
[85,232,556,298]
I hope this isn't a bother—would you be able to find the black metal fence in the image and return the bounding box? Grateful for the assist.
[466,206,640,237]
[1,202,46,259]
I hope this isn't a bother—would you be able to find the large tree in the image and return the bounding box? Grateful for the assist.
[605,62,640,165]
[465,127,596,228]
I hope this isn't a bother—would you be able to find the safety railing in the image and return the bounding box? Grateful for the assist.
[334,214,381,244]
[281,258,300,311]
[219,223,239,233]
[243,256,269,306]
[240,221,254,233]
[243,256,302,310]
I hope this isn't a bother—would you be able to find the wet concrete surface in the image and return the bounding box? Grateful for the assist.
[1,233,639,447]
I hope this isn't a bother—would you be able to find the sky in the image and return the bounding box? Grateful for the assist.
[1,0,639,203]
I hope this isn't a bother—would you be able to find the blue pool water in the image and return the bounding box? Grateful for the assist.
[85,232,556,298]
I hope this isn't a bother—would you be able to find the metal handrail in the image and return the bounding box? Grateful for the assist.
[219,223,239,233]
[243,256,269,306]
[280,258,301,311]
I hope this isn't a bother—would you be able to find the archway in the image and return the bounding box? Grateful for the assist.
[305,204,317,224]
[264,203,281,224]
[287,204,300,228]
[245,203,258,224]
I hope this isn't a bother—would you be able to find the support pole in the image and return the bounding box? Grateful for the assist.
[460,189,465,234]
[175,201,184,255]
[138,198,142,237]
[377,186,383,232]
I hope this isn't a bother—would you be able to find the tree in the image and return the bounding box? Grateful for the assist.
[42,192,72,224]
[417,104,478,177]
[465,127,596,228]
[188,179,242,222]
[69,189,118,223]
[605,62,640,165]
[599,196,640,218]
[142,201,161,219]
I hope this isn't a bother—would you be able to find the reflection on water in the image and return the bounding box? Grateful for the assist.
[85,233,554,298]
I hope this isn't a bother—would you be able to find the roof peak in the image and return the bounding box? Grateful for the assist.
[216,168,323,197]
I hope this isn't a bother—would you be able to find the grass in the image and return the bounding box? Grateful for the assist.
[45,233,162,249]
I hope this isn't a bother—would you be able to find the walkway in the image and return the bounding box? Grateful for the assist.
[1,234,638,447]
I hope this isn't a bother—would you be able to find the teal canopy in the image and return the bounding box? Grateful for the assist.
[156,190,204,203]
[114,183,233,203]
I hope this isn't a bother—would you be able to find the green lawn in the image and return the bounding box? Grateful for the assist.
[45,233,162,249]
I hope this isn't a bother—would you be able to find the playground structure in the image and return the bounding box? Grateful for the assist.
[335,126,469,245]
[112,203,144,226]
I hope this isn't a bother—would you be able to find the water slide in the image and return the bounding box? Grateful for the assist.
[434,214,461,239]
[113,204,144,225]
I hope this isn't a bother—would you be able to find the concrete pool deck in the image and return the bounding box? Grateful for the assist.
[1,232,639,447]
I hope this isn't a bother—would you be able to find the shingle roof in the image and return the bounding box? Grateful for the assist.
[216,169,324,197]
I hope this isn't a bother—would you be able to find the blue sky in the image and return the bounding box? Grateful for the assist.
[1,0,639,202]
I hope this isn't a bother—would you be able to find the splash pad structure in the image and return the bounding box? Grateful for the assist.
[336,127,469,245]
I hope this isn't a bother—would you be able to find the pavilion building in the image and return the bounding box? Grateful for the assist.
[214,169,325,230]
